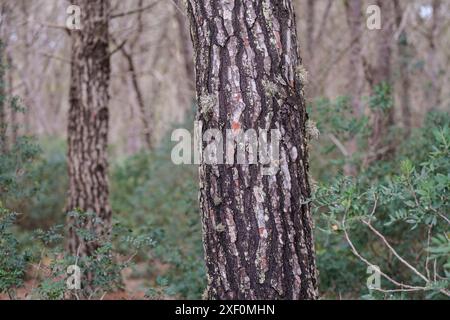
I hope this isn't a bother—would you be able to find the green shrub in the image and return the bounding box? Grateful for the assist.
[313,112,450,299]
[0,207,30,298]
[111,118,206,299]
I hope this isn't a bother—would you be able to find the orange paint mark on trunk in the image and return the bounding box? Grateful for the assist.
[232,121,241,132]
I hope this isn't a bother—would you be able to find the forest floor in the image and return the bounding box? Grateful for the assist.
[0,260,170,300]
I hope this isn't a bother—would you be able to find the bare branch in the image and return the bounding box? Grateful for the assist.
[111,1,160,19]
[342,206,427,291]
[328,133,349,158]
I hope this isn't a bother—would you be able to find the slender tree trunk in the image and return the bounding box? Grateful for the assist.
[306,0,315,60]
[7,54,16,145]
[0,3,7,152]
[66,0,112,266]
[365,0,394,164]
[394,0,412,136]
[120,46,153,149]
[175,0,195,94]
[20,0,31,134]
[344,0,363,176]
[426,0,442,110]
[187,0,318,300]
[303,0,316,98]
[0,40,6,153]
[115,0,154,150]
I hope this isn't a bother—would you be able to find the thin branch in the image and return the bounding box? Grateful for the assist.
[342,200,427,291]
[36,52,71,64]
[111,1,160,19]
[314,0,333,46]
[108,39,128,58]
[361,219,450,297]
[430,207,450,225]
[29,19,70,35]
[328,133,349,157]
[362,219,429,283]
[425,224,432,280]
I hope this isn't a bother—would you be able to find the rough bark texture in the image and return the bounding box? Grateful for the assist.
[344,0,363,176]
[187,0,318,300]
[66,0,112,258]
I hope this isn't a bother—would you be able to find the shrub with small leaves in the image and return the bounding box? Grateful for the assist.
[313,112,450,299]
[0,207,30,298]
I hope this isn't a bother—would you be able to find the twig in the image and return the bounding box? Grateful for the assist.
[342,204,427,291]
[108,39,128,58]
[430,207,450,225]
[36,52,71,64]
[111,1,160,19]
[425,224,432,280]
[361,219,450,297]
[362,219,429,283]
[328,133,349,157]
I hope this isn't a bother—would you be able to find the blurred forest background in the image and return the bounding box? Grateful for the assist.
[0,0,449,299]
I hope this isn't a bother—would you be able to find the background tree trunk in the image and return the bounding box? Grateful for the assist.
[305,0,315,62]
[344,0,363,176]
[0,2,8,153]
[394,0,412,136]
[365,0,394,164]
[0,40,6,153]
[174,0,195,95]
[66,0,112,262]
[425,0,442,110]
[187,0,318,300]
[7,54,16,145]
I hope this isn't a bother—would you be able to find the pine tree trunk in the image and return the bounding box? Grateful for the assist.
[187,0,318,300]
[66,0,112,262]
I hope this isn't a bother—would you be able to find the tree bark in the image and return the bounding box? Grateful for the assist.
[66,0,112,262]
[187,0,318,300]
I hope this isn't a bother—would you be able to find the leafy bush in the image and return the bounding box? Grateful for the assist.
[10,138,67,230]
[27,209,157,300]
[111,127,206,299]
[313,111,450,299]
[0,207,30,298]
